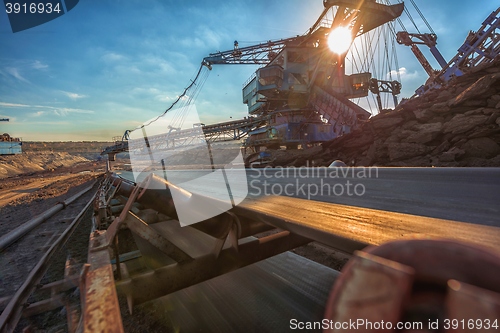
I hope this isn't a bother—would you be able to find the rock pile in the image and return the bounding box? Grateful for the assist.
[312,59,500,167]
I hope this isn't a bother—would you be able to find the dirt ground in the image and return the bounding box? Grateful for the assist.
[0,161,104,234]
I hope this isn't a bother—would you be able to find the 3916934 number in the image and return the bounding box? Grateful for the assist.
[5,2,62,14]
[443,319,499,330]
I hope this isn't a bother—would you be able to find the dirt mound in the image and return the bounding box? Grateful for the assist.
[274,58,500,167]
[0,152,90,179]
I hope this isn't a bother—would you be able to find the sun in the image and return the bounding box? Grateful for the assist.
[327,26,353,54]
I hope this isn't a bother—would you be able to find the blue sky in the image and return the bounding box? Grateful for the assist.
[0,0,498,141]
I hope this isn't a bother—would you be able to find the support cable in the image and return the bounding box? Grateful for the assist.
[133,63,207,131]
[410,0,435,34]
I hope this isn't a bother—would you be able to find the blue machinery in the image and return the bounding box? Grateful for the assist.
[202,0,404,151]
[399,7,500,96]
[102,3,500,158]
[103,0,405,158]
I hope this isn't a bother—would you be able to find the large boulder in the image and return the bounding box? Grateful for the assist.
[413,108,436,121]
[462,137,500,158]
[341,132,374,149]
[370,116,404,130]
[357,142,377,166]
[387,142,433,161]
[429,102,451,114]
[388,156,431,167]
[487,94,500,108]
[405,122,443,144]
[442,113,489,135]
[439,146,465,162]
[449,73,500,106]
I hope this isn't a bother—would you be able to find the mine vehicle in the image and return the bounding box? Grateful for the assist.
[0,119,22,155]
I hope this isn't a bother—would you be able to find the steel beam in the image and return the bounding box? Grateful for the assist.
[123,211,192,263]
[116,231,311,306]
[83,231,124,333]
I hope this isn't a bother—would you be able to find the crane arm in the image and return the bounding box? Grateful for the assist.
[203,0,403,68]
[396,31,448,71]
[410,44,436,77]
[202,36,304,67]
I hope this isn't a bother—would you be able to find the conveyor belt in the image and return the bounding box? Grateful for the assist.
[234,196,500,253]
[127,251,339,332]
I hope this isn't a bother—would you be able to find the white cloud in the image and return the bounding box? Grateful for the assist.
[0,102,30,107]
[156,94,173,102]
[140,55,175,74]
[177,26,225,50]
[200,26,224,48]
[130,87,173,102]
[32,60,48,70]
[101,52,126,62]
[5,67,29,83]
[60,90,87,99]
[387,67,420,80]
[131,87,161,95]
[22,120,71,126]
[113,64,142,75]
[52,108,95,115]
[0,102,95,116]
[32,111,46,117]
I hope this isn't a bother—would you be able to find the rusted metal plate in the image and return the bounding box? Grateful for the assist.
[84,229,124,333]
[83,265,123,333]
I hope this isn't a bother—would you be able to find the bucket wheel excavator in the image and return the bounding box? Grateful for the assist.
[202,0,404,154]
[102,0,404,162]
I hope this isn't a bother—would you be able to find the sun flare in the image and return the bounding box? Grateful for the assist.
[327,26,353,54]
